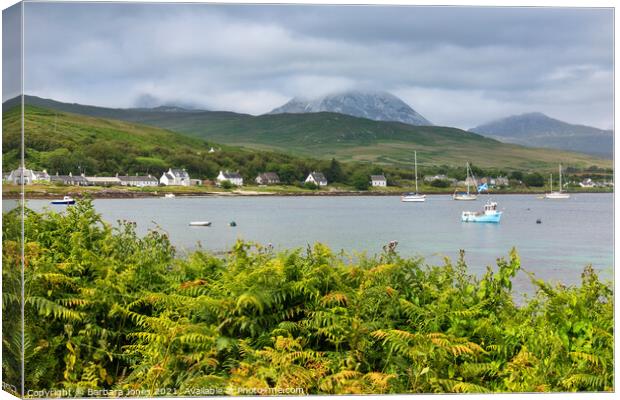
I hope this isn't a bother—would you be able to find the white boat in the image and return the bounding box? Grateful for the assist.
[189,221,211,226]
[453,162,478,201]
[164,193,176,198]
[50,196,75,205]
[545,164,570,199]
[401,151,426,202]
[462,200,502,223]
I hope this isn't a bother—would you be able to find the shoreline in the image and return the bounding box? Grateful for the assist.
[2,188,613,200]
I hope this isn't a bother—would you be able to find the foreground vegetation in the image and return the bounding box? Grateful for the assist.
[2,200,613,395]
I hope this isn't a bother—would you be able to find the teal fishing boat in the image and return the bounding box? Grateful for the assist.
[461,201,502,223]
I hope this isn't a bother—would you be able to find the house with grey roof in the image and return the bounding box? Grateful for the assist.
[50,172,89,186]
[6,167,50,185]
[118,174,159,187]
[255,172,280,185]
[370,174,387,187]
[84,175,121,186]
[216,170,243,186]
[159,168,191,186]
[305,171,328,186]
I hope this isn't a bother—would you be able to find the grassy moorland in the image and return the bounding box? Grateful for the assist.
[2,105,323,181]
[12,95,613,171]
[2,200,613,395]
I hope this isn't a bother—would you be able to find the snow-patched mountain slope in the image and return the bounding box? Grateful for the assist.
[269,90,432,126]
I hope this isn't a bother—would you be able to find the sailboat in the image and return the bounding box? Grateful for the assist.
[401,151,426,202]
[545,164,570,199]
[453,162,478,201]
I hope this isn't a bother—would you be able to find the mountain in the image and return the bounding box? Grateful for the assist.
[469,112,613,158]
[269,90,432,126]
[4,96,611,171]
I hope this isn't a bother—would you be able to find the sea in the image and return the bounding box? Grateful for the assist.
[7,193,614,296]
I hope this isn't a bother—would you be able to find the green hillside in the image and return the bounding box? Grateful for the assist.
[1,105,339,183]
[14,95,611,171]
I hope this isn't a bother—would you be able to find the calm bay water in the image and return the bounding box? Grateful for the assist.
[11,193,614,294]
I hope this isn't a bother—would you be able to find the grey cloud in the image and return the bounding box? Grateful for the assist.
[2,3,22,101]
[16,2,613,129]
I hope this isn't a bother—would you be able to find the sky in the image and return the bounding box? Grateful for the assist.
[3,2,614,129]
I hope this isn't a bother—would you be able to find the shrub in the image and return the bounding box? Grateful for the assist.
[220,180,233,189]
[524,172,545,187]
[430,179,450,188]
[350,171,370,190]
[304,181,319,190]
[2,200,613,395]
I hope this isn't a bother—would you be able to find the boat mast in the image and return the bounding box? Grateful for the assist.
[559,164,563,193]
[414,151,418,193]
[549,173,553,192]
[466,162,470,195]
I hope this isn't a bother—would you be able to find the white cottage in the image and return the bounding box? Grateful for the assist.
[305,172,328,186]
[216,171,243,186]
[370,174,387,187]
[118,175,159,187]
[84,175,121,186]
[160,168,191,186]
[7,167,35,185]
[6,168,50,185]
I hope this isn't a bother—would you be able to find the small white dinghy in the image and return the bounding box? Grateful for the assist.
[164,193,176,198]
[189,221,211,227]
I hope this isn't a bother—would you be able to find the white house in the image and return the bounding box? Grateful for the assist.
[424,174,449,182]
[118,175,159,187]
[6,168,50,185]
[579,178,595,188]
[33,170,50,182]
[217,171,243,186]
[493,176,510,187]
[370,174,387,187]
[160,168,191,186]
[84,175,121,186]
[305,172,328,186]
[7,167,35,185]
